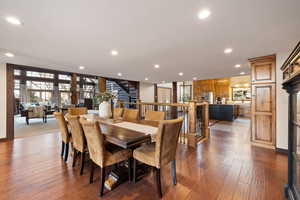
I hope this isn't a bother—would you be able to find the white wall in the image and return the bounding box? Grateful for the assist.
[0,63,7,139]
[139,82,154,102]
[276,52,290,149]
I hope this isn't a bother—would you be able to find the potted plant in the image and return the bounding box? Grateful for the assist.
[96,92,116,119]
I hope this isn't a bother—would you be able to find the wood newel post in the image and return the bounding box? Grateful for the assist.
[71,73,78,105]
[118,100,124,108]
[203,102,210,138]
[136,99,142,119]
[98,77,107,93]
[188,101,197,134]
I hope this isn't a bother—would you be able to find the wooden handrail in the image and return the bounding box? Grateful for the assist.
[117,101,189,107]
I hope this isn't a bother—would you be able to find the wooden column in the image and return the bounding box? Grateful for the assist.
[71,73,78,105]
[98,77,107,93]
[188,101,197,134]
[154,84,158,111]
[171,82,178,119]
[6,64,14,140]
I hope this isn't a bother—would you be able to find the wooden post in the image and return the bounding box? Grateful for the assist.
[154,84,158,111]
[171,82,178,119]
[71,73,78,105]
[136,99,142,119]
[203,102,210,138]
[98,77,107,93]
[187,100,198,147]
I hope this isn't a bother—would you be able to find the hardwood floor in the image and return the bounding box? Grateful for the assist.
[0,118,287,200]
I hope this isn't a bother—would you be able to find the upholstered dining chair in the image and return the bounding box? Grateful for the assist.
[54,112,71,162]
[65,114,88,175]
[123,108,139,122]
[145,110,165,121]
[113,107,123,119]
[133,117,183,198]
[79,117,132,197]
[68,107,88,116]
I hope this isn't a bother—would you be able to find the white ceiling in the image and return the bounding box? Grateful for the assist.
[0,0,299,83]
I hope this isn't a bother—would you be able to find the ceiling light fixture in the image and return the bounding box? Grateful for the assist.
[198,9,211,20]
[178,72,184,76]
[5,16,22,26]
[111,50,118,56]
[240,72,245,75]
[4,52,14,57]
[154,64,160,69]
[193,77,197,80]
[145,77,149,81]
[224,48,233,54]
[235,64,241,68]
[117,72,122,76]
[79,66,85,70]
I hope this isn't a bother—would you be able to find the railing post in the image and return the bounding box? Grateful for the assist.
[187,100,199,147]
[136,99,142,120]
[203,102,210,138]
[118,100,124,108]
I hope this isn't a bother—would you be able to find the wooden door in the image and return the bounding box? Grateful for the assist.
[251,84,276,147]
[249,55,276,149]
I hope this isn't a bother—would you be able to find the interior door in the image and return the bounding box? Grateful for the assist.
[251,84,276,147]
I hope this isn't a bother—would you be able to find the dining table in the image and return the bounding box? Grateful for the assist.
[82,114,160,149]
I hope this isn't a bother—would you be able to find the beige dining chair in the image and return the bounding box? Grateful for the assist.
[65,114,88,175]
[68,107,88,116]
[54,112,71,162]
[133,117,183,198]
[113,107,123,119]
[123,108,139,122]
[145,110,165,121]
[79,117,132,197]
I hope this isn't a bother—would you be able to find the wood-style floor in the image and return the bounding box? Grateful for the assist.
[0,118,287,200]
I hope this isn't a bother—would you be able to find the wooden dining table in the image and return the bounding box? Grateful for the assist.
[82,114,159,149]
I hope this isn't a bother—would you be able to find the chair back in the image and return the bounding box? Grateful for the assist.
[113,107,123,119]
[54,112,70,143]
[155,117,183,168]
[79,117,105,167]
[66,115,86,152]
[123,108,139,121]
[68,107,88,116]
[145,110,165,121]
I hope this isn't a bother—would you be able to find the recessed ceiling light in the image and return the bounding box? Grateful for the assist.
[5,16,22,26]
[117,72,122,76]
[198,9,211,20]
[145,77,149,81]
[193,77,197,80]
[111,50,118,56]
[224,48,233,54]
[154,64,160,69]
[240,72,245,75]
[178,72,184,76]
[235,64,241,68]
[4,52,14,57]
[79,66,85,70]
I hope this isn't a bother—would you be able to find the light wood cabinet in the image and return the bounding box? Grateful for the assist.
[249,55,276,149]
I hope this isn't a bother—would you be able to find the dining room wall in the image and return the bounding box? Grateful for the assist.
[0,63,7,139]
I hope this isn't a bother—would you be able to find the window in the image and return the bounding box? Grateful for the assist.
[58,74,71,81]
[26,71,54,79]
[83,84,95,98]
[59,83,71,91]
[14,69,21,76]
[29,91,52,103]
[26,81,54,90]
[14,80,20,98]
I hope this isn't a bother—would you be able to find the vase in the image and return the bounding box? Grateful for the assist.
[98,101,112,119]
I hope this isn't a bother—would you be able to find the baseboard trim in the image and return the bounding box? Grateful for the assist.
[276,148,288,154]
[0,138,8,142]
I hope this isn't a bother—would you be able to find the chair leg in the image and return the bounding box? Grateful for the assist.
[171,160,177,185]
[80,152,85,175]
[155,168,162,198]
[99,167,106,197]
[61,142,65,157]
[90,162,95,184]
[133,158,137,183]
[64,143,69,162]
[128,158,132,182]
[72,149,78,168]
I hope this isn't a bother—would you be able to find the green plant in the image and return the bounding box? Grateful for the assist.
[96,92,116,103]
